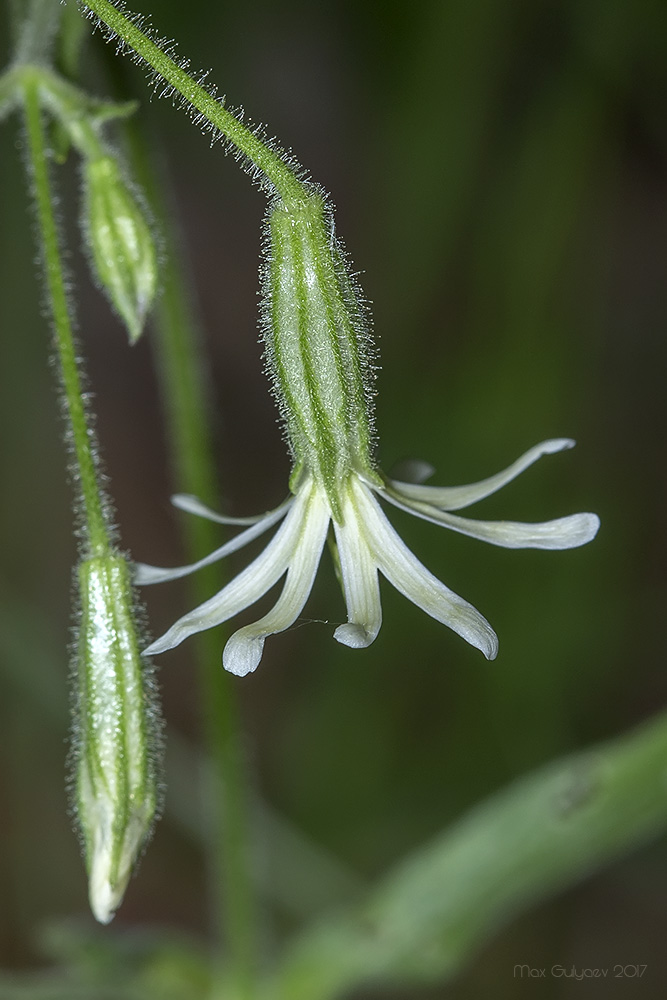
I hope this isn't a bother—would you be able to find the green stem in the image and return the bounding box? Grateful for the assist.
[125,120,259,995]
[13,0,61,64]
[80,0,305,205]
[22,75,109,556]
[278,706,667,998]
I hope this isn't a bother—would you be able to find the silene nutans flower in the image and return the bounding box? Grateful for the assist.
[74,552,162,923]
[137,188,599,675]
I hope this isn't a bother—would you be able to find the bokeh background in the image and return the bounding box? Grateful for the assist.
[1,0,666,996]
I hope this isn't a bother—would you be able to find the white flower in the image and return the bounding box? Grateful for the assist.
[137,437,599,676]
[138,189,599,673]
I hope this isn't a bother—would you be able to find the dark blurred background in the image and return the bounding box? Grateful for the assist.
[1,0,666,996]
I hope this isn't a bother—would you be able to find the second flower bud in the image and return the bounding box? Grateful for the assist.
[83,154,158,343]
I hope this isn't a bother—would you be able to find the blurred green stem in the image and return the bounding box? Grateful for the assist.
[22,73,109,556]
[126,123,259,996]
[278,706,667,997]
[13,0,61,64]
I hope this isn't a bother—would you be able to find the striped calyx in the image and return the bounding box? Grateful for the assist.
[83,155,158,343]
[74,554,161,923]
[264,190,379,519]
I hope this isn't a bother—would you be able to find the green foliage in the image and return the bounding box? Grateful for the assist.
[277,711,667,996]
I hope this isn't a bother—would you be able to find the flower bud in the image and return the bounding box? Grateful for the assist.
[83,155,158,343]
[73,553,162,923]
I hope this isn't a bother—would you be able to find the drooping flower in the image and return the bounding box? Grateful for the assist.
[137,189,599,674]
[138,439,598,675]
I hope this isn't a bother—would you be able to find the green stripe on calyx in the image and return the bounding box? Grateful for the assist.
[266,191,377,518]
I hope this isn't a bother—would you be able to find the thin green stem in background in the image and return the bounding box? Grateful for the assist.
[13,0,61,65]
[125,119,259,996]
[22,72,109,557]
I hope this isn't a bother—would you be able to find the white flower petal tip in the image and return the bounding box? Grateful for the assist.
[142,632,179,656]
[436,596,498,661]
[134,563,176,585]
[550,511,600,548]
[473,624,499,661]
[404,509,603,550]
[223,631,265,676]
[89,868,120,925]
[334,622,377,648]
[386,437,582,512]
[87,822,140,924]
[170,492,283,525]
[170,493,206,514]
[387,458,436,484]
[539,437,576,454]
[89,887,116,925]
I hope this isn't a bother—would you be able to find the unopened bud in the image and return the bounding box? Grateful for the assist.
[73,553,162,923]
[83,155,158,343]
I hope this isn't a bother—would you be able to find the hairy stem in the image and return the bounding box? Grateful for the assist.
[22,73,109,556]
[80,0,305,204]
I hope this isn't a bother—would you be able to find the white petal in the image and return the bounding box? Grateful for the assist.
[386,458,436,485]
[143,485,316,654]
[332,489,382,649]
[171,493,286,526]
[383,492,600,550]
[386,438,575,511]
[135,501,292,585]
[223,493,330,676]
[351,479,498,659]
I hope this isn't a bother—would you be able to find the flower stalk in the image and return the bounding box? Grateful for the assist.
[80,0,304,203]
[22,73,108,555]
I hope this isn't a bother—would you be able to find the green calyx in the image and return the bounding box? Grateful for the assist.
[266,191,378,519]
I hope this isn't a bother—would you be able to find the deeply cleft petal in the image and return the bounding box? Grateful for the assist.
[333,487,382,648]
[386,438,575,511]
[223,492,330,676]
[382,494,601,550]
[171,493,288,526]
[135,500,292,585]
[351,479,498,659]
[143,486,314,655]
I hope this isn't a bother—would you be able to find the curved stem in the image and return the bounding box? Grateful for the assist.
[80,0,306,205]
